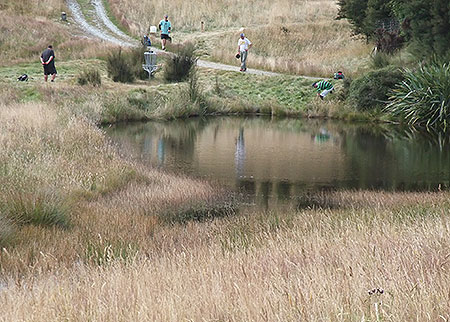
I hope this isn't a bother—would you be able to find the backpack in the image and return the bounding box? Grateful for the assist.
[333,71,344,80]
[18,74,28,81]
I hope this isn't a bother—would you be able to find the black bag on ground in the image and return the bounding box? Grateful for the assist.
[18,74,28,81]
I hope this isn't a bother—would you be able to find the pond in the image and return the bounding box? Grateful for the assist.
[105,117,449,208]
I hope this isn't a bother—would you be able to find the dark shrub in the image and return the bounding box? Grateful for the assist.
[164,43,197,82]
[347,67,404,111]
[106,48,135,83]
[128,46,150,80]
[337,76,352,101]
[77,69,102,86]
[374,28,404,54]
[370,52,391,69]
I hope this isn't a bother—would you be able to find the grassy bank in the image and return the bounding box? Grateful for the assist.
[0,57,367,124]
[1,191,449,320]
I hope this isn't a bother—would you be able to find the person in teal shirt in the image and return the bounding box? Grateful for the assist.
[159,14,171,50]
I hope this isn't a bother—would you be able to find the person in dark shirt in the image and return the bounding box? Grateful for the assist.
[40,45,57,82]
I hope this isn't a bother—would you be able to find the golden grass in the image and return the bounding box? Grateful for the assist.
[1,191,449,321]
[108,0,371,76]
[0,11,114,66]
[0,101,228,275]
[208,22,371,76]
[110,0,339,35]
[0,0,65,17]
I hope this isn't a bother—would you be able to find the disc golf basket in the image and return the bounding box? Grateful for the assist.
[143,50,158,78]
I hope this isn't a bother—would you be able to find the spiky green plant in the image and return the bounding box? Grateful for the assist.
[387,63,450,131]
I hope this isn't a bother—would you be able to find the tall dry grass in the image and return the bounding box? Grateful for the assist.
[209,22,371,76]
[0,0,64,17]
[109,0,370,76]
[0,11,114,65]
[109,0,339,35]
[0,101,229,275]
[0,191,449,320]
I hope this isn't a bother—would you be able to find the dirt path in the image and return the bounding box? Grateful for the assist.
[66,0,135,47]
[66,0,315,78]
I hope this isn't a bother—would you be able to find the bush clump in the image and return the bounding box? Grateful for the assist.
[128,46,150,80]
[387,62,450,131]
[347,67,404,111]
[106,48,135,83]
[106,47,153,82]
[77,69,102,86]
[164,43,197,82]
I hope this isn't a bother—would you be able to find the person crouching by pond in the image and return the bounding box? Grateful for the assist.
[237,33,252,72]
[312,80,334,100]
[40,45,57,82]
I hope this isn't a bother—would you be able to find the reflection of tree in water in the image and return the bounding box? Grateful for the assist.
[235,127,245,179]
[339,124,450,190]
[106,117,450,194]
[105,118,212,167]
[157,118,209,165]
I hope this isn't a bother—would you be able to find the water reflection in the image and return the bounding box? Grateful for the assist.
[105,117,450,208]
[235,127,246,179]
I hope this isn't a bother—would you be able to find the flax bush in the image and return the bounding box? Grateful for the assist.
[387,62,450,131]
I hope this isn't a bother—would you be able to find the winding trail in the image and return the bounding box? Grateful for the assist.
[66,0,314,78]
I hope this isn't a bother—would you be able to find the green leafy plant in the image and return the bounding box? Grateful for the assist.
[387,62,450,131]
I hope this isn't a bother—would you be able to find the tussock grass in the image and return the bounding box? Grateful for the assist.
[387,62,450,131]
[77,68,102,86]
[164,43,197,82]
[0,191,449,320]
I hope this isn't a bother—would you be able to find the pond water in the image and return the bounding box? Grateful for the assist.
[105,117,449,208]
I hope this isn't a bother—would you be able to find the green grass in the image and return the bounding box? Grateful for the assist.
[0,57,351,122]
[199,70,314,111]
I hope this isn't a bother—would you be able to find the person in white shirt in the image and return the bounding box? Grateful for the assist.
[237,33,252,72]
